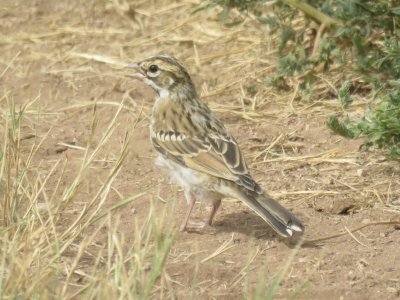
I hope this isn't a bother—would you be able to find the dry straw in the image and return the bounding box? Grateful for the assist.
[0,0,399,298]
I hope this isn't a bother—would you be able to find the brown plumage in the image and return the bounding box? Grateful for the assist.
[127,55,304,237]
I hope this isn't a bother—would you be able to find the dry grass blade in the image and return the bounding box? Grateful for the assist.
[57,101,139,113]
[56,142,86,151]
[89,188,153,225]
[253,133,285,161]
[261,150,358,164]
[61,100,125,205]
[272,190,339,198]
[0,51,20,78]
[261,237,305,299]
[69,52,127,67]
[201,233,235,263]
[305,221,400,244]
[230,247,259,287]
[344,226,369,248]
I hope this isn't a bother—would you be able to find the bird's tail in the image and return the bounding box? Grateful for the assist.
[232,188,304,237]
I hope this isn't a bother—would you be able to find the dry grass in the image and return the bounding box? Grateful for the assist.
[0,95,176,299]
[0,0,399,299]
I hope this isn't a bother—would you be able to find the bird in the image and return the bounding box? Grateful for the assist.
[126,55,304,237]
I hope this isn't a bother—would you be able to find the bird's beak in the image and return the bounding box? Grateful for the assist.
[125,63,145,79]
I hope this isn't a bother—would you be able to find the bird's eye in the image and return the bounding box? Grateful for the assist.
[149,65,159,73]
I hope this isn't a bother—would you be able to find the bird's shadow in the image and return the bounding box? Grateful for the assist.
[195,210,317,249]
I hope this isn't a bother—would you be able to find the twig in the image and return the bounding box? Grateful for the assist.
[253,133,285,161]
[344,226,369,248]
[57,142,86,151]
[282,0,343,28]
[311,23,326,59]
[305,221,400,244]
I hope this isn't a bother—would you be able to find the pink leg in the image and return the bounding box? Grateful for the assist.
[207,199,221,226]
[187,198,221,228]
[180,194,197,232]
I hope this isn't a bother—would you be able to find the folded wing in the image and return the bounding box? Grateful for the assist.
[151,130,262,194]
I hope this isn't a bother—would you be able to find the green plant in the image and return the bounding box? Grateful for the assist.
[195,0,400,157]
[328,89,400,157]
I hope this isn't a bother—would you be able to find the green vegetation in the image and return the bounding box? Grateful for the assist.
[196,0,400,157]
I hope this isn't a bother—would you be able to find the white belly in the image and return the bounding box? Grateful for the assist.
[155,155,222,203]
[155,155,205,189]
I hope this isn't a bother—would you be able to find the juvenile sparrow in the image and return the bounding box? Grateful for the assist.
[127,55,304,237]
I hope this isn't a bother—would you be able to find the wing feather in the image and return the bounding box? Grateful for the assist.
[152,129,262,193]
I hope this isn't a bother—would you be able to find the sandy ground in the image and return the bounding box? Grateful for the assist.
[1,0,400,298]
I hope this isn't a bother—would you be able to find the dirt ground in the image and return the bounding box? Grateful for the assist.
[1,0,400,299]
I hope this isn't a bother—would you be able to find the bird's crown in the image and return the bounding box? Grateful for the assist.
[138,55,190,79]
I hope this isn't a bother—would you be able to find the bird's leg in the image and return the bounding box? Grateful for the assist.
[187,198,221,229]
[206,198,221,226]
[180,194,197,232]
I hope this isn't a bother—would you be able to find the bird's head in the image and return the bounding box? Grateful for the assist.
[127,55,197,99]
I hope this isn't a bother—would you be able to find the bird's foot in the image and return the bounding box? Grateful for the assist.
[188,219,210,228]
[180,219,210,232]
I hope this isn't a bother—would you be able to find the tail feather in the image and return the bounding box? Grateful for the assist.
[233,189,304,237]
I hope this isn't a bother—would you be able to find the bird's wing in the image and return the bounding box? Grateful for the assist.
[151,130,261,193]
